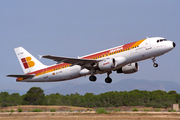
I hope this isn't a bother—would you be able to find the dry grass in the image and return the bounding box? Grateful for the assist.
[0,106,179,120]
[0,112,180,120]
[0,105,93,112]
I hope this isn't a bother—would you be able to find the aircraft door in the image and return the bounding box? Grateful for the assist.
[146,39,152,50]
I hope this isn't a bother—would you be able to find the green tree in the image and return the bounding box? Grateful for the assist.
[45,93,63,105]
[0,92,9,107]
[23,87,45,105]
[168,90,177,95]
[9,93,21,106]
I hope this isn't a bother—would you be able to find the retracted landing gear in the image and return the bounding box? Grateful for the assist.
[152,57,158,67]
[89,75,97,82]
[105,71,112,83]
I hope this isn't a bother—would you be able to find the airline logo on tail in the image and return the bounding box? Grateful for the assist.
[21,56,35,69]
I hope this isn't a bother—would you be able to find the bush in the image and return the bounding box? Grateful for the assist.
[132,108,138,111]
[155,109,161,112]
[96,108,108,114]
[143,109,149,111]
[50,109,56,112]
[170,110,177,112]
[18,108,22,112]
[32,109,42,112]
[10,110,14,113]
[114,109,121,112]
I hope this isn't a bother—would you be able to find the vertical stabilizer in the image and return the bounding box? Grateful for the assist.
[14,47,47,74]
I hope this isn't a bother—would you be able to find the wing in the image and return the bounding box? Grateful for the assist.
[7,74,35,78]
[42,55,98,67]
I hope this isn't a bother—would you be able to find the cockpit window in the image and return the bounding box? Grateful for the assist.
[157,39,167,43]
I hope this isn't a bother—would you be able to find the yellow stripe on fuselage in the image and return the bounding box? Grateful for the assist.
[131,39,145,48]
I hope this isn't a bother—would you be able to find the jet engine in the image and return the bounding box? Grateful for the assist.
[97,57,126,71]
[98,58,115,71]
[116,62,139,74]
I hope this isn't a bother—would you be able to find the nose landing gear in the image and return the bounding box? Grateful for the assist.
[152,57,158,67]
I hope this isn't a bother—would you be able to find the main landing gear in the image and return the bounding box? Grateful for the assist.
[89,75,97,82]
[105,72,112,83]
[152,57,158,67]
[89,71,112,83]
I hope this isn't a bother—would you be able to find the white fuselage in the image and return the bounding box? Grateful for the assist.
[19,37,175,82]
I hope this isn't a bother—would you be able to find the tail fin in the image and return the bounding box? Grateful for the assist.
[14,47,47,74]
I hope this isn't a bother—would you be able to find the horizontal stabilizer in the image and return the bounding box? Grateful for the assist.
[7,74,35,78]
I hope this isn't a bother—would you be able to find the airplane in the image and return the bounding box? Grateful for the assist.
[7,37,176,83]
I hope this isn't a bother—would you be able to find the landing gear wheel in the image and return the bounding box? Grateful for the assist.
[151,57,158,68]
[153,63,158,67]
[105,77,112,83]
[89,75,97,82]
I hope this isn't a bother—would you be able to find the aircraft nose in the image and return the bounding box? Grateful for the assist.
[173,42,176,48]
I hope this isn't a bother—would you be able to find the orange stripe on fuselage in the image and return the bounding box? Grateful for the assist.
[82,39,145,59]
[23,39,146,78]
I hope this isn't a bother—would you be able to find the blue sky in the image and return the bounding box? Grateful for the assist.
[0,1,179,93]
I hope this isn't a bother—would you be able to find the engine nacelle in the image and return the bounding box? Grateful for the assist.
[98,58,115,71]
[116,62,139,74]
